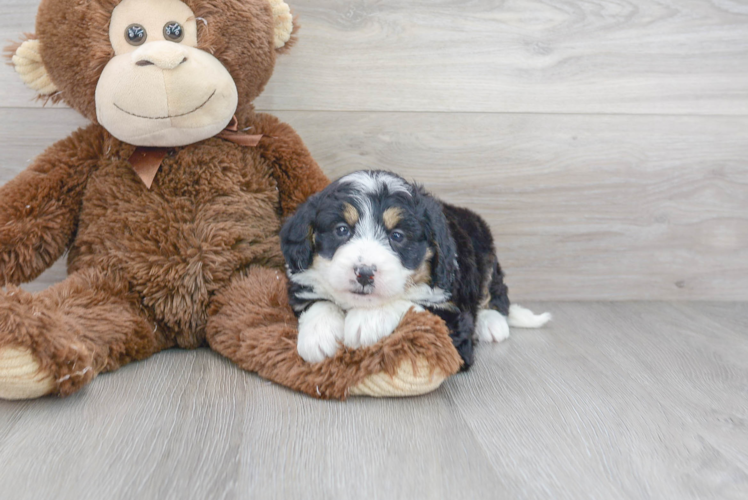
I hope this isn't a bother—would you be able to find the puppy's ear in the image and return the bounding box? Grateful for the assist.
[280,194,318,273]
[419,190,458,291]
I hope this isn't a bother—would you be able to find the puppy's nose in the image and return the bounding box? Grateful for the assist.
[354,265,376,286]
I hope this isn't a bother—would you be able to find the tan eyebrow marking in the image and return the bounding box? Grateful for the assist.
[383,207,403,231]
[342,203,359,226]
[408,248,434,286]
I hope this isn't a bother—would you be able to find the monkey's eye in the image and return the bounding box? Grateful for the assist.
[163,22,184,42]
[125,24,147,46]
[335,223,351,239]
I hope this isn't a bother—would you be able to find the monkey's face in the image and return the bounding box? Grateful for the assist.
[95,0,238,146]
[13,0,292,143]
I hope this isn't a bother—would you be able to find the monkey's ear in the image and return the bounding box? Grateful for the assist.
[9,37,58,96]
[268,0,296,51]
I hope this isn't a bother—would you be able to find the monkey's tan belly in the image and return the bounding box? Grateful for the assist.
[68,145,283,347]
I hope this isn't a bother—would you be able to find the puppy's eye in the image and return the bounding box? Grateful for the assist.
[335,224,351,238]
[125,24,147,46]
[390,230,406,243]
[163,22,184,42]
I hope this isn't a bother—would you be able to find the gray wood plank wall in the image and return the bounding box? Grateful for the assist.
[0,0,747,300]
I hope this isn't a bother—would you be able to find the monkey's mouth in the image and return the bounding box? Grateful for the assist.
[113,90,216,120]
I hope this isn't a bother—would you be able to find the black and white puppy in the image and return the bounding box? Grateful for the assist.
[280,170,550,367]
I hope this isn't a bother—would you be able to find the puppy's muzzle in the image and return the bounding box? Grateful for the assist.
[354,265,376,287]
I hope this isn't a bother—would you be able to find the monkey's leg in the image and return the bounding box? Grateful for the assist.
[0,269,172,399]
[206,267,462,399]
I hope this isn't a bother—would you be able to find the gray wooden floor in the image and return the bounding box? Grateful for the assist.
[1,302,746,500]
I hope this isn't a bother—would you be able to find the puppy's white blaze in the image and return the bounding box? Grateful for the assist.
[475,309,510,343]
[344,300,421,349]
[507,304,552,328]
[297,301,345,363]
[339,171,411,197]
[351,199,387,244]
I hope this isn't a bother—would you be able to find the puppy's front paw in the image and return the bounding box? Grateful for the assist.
[297,302,345,363]
[344,301,416,349]
[475,309,510,343]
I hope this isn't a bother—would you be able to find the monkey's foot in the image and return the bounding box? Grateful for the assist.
[0,346,55,400]
[349,357,449,397]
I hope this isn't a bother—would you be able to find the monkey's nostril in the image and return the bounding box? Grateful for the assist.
[136,60,154,66]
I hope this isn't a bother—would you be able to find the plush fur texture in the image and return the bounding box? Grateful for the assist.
[206,267,461,399]
[0,0,462,398]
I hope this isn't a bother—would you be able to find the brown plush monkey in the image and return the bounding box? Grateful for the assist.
[0,0,461,399]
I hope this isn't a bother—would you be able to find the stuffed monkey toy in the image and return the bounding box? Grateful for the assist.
[0,0,461,400]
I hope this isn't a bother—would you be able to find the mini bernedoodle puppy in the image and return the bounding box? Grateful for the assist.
[280,170,551,368]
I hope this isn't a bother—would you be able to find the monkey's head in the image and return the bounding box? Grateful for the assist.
[10,0,296,146]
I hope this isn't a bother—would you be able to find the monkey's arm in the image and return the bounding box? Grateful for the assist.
[0,125,103,285]
[252,113,330,216]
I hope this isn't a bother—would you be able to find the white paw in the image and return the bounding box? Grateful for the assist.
[344,301,417,349]
[507,304,552,328]
[475,309,510,343]
[297,302,345,363]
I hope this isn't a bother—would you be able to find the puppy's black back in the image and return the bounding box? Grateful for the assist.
[443,203,510,316]
[427,202,510,370]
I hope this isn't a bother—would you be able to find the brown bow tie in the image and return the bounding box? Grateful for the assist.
[127,115,263,189]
